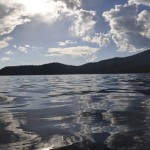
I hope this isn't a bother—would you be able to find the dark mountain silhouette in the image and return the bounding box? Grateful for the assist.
[0,49,150,75]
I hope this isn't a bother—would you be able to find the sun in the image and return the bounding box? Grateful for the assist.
[20,0,58,15]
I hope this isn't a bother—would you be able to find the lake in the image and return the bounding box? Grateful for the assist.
[0,74,150,150]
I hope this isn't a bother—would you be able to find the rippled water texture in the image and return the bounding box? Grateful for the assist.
[0,74,150,150]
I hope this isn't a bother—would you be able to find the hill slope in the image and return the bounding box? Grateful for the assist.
[0,49,150,75]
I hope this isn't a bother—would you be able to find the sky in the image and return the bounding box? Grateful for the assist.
[0,0,150,68]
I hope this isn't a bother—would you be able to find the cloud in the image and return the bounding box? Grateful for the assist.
[48,46,99,56]
[102,4,150,51]
[138,10,150,39]
[85,54,97,62]
[17,44,32,53]
[0,0,68,16]
[54,0,81,9]
[25,45,30,48]
[0,0,65,35]
[58,40,77,46]
[129,0,150,6]
[70,9,96,37]
[0,36,13,49]
[5,51,14,55]
[0,0,97,40]
[0,57,10,62]
[18,46,28,53]
[82,33,110,47]
[0,5,31,36]
[13,45,17,48]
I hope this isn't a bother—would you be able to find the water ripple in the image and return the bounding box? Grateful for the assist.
[0,74,150,149]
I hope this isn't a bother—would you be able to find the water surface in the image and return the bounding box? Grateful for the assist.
[0,74,150,150]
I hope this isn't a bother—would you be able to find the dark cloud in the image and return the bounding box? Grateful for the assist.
[81,0,104,10]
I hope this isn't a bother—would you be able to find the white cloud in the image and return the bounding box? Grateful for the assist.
[58,40,77,46]
[0,0,97,39]
[5,51,14,55]
[138,10,150,38]
[82,33,110,47]
[13,45,17,49]
[102,4,150,51]
[54,0,81,9]
[0,57,10,62]
[129,0,150,6]
[25,45,30,48]
[0,0,66,35]
[18,46,28,53]
[70,9,96,37]
[0,0,68,16]
[83,53,98,62]
[48,46,99,56]
[31,46,44,50]
[18,44,32,53]
[0,37,13,49]
[0,7,31,36]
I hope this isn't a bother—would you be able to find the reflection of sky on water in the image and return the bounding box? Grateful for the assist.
[0,111,40,149]
[0,74,150,149]
[104,75,150,150]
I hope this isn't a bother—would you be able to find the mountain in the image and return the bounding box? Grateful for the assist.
[0,49,150,75]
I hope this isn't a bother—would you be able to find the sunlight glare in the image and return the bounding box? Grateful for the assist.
[21,0,56,15]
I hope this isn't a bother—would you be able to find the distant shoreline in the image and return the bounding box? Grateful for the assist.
[1,73,150,77]
[0,49,150,75]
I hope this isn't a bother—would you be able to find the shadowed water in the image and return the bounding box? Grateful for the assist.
[0,74,150,150]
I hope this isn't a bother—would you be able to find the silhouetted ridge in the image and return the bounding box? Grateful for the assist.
[0,49,150,75]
